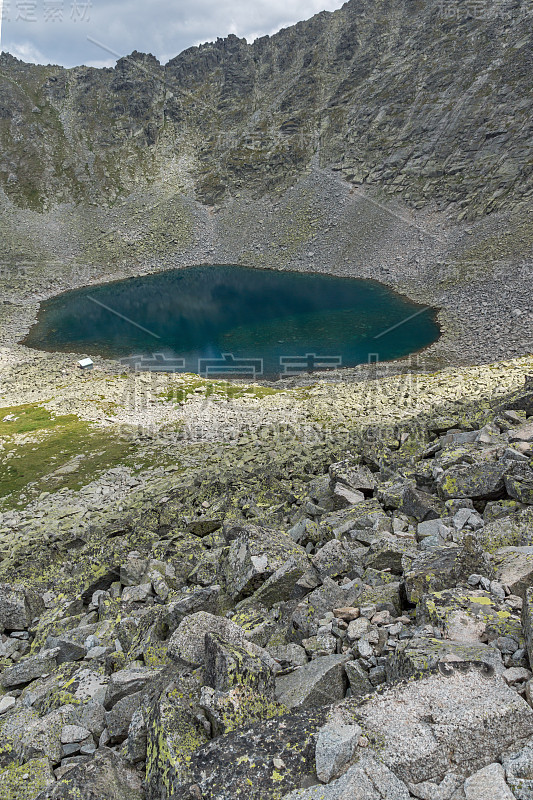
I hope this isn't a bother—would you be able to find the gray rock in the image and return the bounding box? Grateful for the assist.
[275,654,349,708]
[0,584,44,633]
[60,724,92,744]
[104,667,161,709]
[464,762,515,800]
[331,483,365,508]
[365,535,416,575]
[311,540,363,581]
[0,695,16,714]
[522,587,533,670]
[388,638,505,682]
[167,611,249,667]
[121,583,153,603]
[399,487,445,522]
[345,660,373,698]
[344,664,533,784]
[205,632,277,695]
[315,717,361,782]
[120,556,148,587]
[126,708,147,764]
[329,462,375,495]
[35,746,144,799]
[105,691,143,743]
[45,635,87,664]
[408,772,462,800]
[223,523,308,600]
[252,556,309,607]
[503,742,533,800]
[268,644,308,668]
[492,547,533,598]
[0,648,61,688]
[71,699,106,738]
[282,753,411,799]
[417,519,451,541]
[290,579,360,642]
[163,585,222,636]
[15,705,71,764]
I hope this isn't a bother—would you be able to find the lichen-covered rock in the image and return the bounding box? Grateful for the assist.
[437,463,507,501]
[403,542,493,605]
[205,632,277,695]
[35,747,144,799]
[0,757,55,800]
[179,706,329,799]
[145,677,209,800]
[418,588,523,644]
[478,509,533,553]
[275,654,349,708]
[506,473,533,505]
[199,685,288,736]
[0,584,44,633]
[222,524,308,600]
[387,637,504,682]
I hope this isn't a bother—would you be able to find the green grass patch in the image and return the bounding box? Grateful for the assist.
[162,377,281,404]
[0,404,137,508]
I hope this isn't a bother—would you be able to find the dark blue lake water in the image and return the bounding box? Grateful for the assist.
[24,265,440,379]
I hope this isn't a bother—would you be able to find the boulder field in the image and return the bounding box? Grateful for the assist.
[0,372,532,798]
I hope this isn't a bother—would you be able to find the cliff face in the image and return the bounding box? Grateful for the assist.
[0,0,531,219]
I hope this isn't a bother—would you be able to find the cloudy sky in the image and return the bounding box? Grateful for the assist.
[0,0,346,67]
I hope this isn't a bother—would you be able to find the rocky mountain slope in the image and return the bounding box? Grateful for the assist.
[0,365,532,798]
[0,0,532,796]
[0,0,532,217]
[0,0,531,370]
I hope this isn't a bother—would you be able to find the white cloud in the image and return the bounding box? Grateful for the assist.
[1,0,346,68]
[3,40,50,64]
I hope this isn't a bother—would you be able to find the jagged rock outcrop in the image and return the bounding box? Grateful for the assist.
[0,0,531,218]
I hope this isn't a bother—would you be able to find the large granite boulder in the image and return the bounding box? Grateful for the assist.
[403,542,493,605]
[0,584,44,632]
[222,524,308,600]
[34,747,144,799]
[275,655,349,709]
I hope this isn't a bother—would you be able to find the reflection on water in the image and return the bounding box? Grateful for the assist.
[23,265,440,379]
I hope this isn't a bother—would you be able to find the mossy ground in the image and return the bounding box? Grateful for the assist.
[0,404,141,508]
[162,376,282,404]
